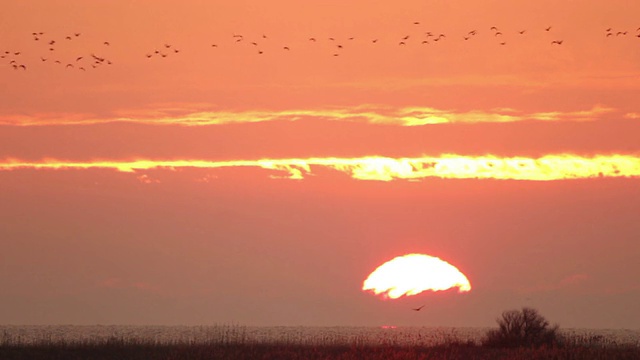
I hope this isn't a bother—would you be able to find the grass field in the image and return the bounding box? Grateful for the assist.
[2,330,639,360]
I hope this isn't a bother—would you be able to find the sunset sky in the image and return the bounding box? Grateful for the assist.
[1,1,639,328]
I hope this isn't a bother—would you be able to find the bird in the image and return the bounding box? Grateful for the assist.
[372,39,378,43]
[490,26,499,31]
[545,26,552,31]
[74,32,81,37]
[103,41,110,46]
[399,41,406,45]
[518,30,526,34]
[413,21,420,25]
[412,305,425,311]
[551,40,563,45]
[309,38,316,42]
[283,46,290,50]
[495,32,503,36]
[76,56,83,61]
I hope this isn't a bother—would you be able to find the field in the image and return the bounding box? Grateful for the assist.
[2,328,639,360]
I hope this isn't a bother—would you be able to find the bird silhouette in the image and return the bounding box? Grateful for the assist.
[412,305,425,311]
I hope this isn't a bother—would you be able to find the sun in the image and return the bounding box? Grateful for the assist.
[362,253,471,299]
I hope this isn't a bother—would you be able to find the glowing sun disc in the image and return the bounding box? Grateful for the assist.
[362,253,471,299]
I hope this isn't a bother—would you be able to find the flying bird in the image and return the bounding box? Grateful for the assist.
[412,305,425,311]
[551,40,563,45]
[545,26,552,31]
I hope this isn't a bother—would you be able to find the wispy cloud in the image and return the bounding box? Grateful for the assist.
[2,154,639,181]
[0,104,615,127]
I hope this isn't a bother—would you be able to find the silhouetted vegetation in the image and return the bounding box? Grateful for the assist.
[482,307,560,348]
[2,323,639,360]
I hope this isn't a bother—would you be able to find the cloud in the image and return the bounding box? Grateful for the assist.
[0,104,616,127]
[1,154,639,181]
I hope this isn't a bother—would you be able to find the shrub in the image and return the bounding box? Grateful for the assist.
[483,307,560,348]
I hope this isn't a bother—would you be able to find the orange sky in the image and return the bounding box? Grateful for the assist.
[1,1,639,328]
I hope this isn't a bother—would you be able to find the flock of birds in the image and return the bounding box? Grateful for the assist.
[2,23,640,72]
[1,31,113,71]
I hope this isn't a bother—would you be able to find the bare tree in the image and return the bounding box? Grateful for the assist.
[483,307,560,348]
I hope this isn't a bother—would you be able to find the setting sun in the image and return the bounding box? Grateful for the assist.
[362,254,471,299]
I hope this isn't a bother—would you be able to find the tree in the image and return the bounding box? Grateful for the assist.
[483,307,560,348]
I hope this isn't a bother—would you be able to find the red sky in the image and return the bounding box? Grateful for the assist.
[1,1,639,328]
